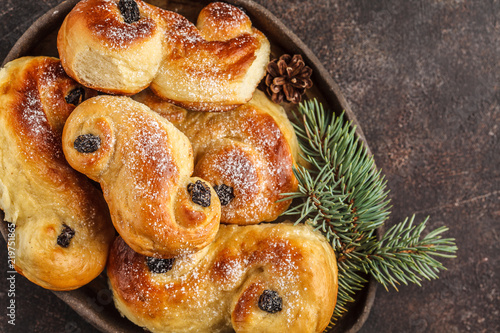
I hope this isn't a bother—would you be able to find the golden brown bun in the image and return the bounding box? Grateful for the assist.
[150,2,271,112]
[108,223,338,333]
[62,95,221,258]
[57,0,165,95]
[0,56,115,290]
[57,0,270,111]
[133,89,299,224]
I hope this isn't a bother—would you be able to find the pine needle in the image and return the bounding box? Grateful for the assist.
[281,100,457,325]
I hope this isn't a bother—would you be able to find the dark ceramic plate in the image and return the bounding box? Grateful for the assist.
[0,0,377,332]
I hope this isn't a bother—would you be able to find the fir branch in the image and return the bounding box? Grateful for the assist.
[281,99,457,324]
[361,215,457,291]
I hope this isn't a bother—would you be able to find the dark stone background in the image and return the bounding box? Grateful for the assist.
[0,0,498,332]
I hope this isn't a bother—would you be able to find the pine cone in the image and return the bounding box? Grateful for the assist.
[265,54,313,104]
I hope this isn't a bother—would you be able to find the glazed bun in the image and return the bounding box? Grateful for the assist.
[134,89,299,224]
[0,56,114,290]
[57,0,165,95]
[62,95,221,258]
[108,223,338,333]
[57,0,270,111]
[150,2,271,112]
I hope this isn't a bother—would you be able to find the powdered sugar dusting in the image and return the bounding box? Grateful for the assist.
[77,97,217,255]
[19,87,47,137]
[165,12,203,46]
[64,0,266,105]
[15,60,72,161]
[243,111,289,185]
[85,0,156,49]
[110,224,328,331]
[153,98,295,223]
[198,2,250,40]
[97,99,180,230]
[92,18,155,49]
[212,145,259,199]
[207,2,247,22]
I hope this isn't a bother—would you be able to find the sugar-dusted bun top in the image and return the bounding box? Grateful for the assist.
[62,95,221,258]
[196,2,252,41]
[134,89,299,224]
[57,0,270,110]
[57,0,166,94]
[71,0,159,49]
[108,223,338,333]
[0,56,113,291]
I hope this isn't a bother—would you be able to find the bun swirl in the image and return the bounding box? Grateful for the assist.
[0,56,114,290]
[62,95,221,258]
[108,223,338,333]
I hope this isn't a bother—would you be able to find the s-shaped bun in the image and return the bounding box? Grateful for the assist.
[62,95,221,258]
[0,56,114,290]
[57,0,270,112]
[133,89,299,224]
[108,223,338,333]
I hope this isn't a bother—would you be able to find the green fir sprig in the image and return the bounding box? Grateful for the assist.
[280,99,457,324]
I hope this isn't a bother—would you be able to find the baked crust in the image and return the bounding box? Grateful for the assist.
[134,89,299,224]
[108,223,338,333]
[57,0,270,111]
[62,95,221,258]
[150,2,270,112]
[57,0,165,95]
[0,56,115,290]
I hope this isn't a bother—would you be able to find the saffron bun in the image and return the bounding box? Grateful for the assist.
[133,89,299,224]
[0,56,114,290]
[150,1,270,112]
[57,0,270,111]
[57,0,165,95]
[107,223,338,333]
[62,95,221,258]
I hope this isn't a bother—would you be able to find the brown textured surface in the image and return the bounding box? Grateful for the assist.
[0,0,498,332]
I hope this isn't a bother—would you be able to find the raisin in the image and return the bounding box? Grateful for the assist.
[118,0,140,24]
[57,224,75,248]
[74,134,101,153]
[65,87,85,106]
[146,257,175,273]
[213,184,235,206]
[258,290,282,313]
[187,180,211,207]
